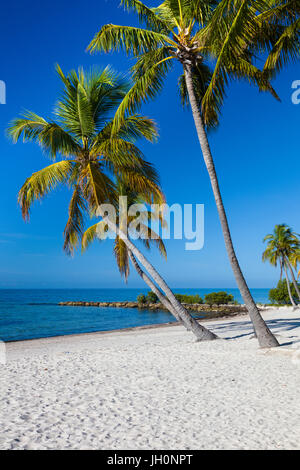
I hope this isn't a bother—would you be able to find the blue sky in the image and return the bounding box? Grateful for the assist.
[0,0,299,289]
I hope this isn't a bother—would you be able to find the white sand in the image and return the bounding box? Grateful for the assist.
[0,307,300,450]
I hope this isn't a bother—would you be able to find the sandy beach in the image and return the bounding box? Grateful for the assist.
[1,307,300,450]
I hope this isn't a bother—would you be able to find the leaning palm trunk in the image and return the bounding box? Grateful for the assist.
[283,261,297,307]
[128,250,184,323]
[184,65,278,348]
[285,257,300,302]
[103,216,217,341]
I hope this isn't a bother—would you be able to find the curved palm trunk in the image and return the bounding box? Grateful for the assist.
[285,257,300,302]
[128,250,184,324]
[184,64,279,348]
[104,217,217,341]
[283,262,297,307]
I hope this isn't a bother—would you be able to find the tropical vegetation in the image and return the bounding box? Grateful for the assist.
[8,1,300,349]
[137,291,160,303]
[263,224,300,307]
[146,291,159,303]
[82,181,184,321]
[137,291,238,305]
[269,279,300,305]
[137,294,147,304]
[174,293,203,304]
[204,291,234,306]
[8,65,217,341]
[86,0,300,347]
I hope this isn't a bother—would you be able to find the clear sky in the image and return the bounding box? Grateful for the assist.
[0,0,299,289]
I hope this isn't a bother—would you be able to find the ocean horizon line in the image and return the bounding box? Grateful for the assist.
[0,286,274,290]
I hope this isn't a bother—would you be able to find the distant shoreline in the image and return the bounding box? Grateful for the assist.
[0,288,273,342]
[9,305,279,344]
[5,308,253,344]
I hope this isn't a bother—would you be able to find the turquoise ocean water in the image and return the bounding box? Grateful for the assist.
[0,288,271,342]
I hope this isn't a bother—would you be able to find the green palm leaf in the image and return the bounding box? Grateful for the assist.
[88,24,174,56]
[18,160,75,220]
[64,185,87,255]
[113,60,173,130]
[114,237,130,280]
[7,112,81,160]
[264,18,300,76]
[137,223,167,260]
[81,221,108,252]
[121,0,172,32]
[10,65,166,262]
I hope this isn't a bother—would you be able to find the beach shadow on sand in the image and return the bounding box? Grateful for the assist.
[211,316,300,345]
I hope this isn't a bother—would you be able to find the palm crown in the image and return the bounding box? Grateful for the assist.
[262,224,300,273]
[88,0,299,128]
[8,65,164,255]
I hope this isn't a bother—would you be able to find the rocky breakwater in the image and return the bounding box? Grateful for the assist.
[59,301,138,308]
[58,301,248,319]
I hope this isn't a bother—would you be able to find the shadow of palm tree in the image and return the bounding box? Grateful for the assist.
[210,317,300,342]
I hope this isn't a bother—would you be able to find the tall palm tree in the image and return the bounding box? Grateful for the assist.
[263,224,300,306]
[86,0,298,347]
[8,65,216,341]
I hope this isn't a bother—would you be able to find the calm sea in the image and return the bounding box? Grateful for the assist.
[0,288,271,342]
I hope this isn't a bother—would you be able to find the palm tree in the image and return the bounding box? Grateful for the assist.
[8,65,216,341]
[82,180,184,322]
[86,0,297,347]
[263,224,300,306]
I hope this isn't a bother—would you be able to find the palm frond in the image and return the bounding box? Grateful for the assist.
[92,115,158,164]
[111,115,158,143]
[151,1,178,29]
[120,0,173,33]
[137,223,167,259]
[165,0,216,25]
[63,185,87,255]
[55,67,95,139]
[8,112,81,160]
[114,237,130,280]
[200,0,278,125]
[88,24,174,56]
[228,57,280,100]
[132,46,175,79]
[113,60,174,131]
[263,18,300,76]
[56,64,130,133]
[7,111,48,142]
[18,160,75,220]
[120,168,164,205]
[94,138,146,170]
[81,163,116,213]
[81,221,108,252]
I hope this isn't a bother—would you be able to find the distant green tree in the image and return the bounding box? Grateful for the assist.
[175,294,203,305]
[269,280,299,305]
[146,291,159,303]
[204,292,234,306]
[137,294,147,304]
